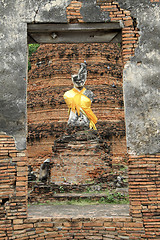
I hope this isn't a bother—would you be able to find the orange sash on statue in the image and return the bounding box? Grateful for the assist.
[64,87,97,130]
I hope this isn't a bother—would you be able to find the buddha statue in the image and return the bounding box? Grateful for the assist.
[63,62,97,130]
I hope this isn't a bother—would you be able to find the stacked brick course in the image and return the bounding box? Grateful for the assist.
[129,155,160,239]
[51,129,111,184]
[100,2,140,64]
[67,1,83,23]
[0,135,27,239]
[20,217,145,240]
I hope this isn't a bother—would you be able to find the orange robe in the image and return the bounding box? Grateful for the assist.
[64,87,97,130]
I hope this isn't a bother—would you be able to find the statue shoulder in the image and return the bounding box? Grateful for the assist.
[63,89,74,99]
[84,89,94,102]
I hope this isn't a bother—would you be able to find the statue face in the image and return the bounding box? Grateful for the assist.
[72,74,86,88]
[72,62,87,88]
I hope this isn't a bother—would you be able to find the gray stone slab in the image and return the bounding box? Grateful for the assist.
[28,204,129,218]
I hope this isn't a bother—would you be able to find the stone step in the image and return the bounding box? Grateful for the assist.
[29,186,128,203]
[48,190,128,201]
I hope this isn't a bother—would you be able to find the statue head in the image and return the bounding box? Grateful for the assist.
[72,62,87,88]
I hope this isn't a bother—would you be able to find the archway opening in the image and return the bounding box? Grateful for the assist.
[27,23,129,216]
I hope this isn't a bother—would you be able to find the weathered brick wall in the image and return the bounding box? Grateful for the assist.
[129,154,160,239]
[1,138,159,239]
[0,135,27,239]
[17,217,145,240]
[1,0,160,239]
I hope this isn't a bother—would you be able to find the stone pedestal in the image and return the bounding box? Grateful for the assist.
[51,127,111,184]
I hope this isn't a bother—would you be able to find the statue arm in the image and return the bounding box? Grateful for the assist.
[84,89,94,102]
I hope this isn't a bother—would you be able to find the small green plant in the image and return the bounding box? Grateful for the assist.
[120,166,128,172]
[59,186,65,193]
[28,191,129,206]
[28,44,40,71]
[86,187,91,193]
[29,197,129,206]
[98,191,129,204]
[85,180,95,184]
[99,197,105,203]
[123,178,128,183]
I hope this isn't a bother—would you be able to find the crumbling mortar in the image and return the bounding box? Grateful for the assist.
[33,4,42,23]
[114,1,121,11]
